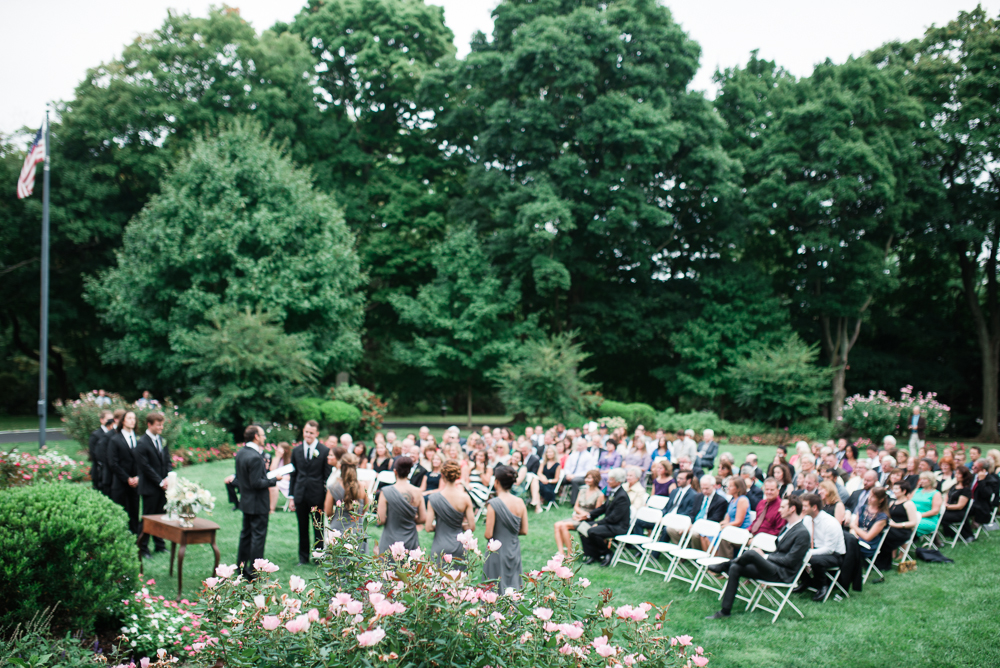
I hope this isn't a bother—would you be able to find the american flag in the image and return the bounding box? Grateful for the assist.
[16,125,46,199]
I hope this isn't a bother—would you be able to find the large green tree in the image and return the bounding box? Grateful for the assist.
[453,0,740,401]
[85,120,365,420]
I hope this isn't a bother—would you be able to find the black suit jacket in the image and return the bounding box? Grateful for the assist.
[666,486,700,521]
[97,428,115,487]
[696,492,729,523]
[523,452,541,475]
[972,473,1000,523]
[136,433,172,496]
[746,483,764,509]
[765,520,811,582]
[589,486,631,535]
[88,428,103,467]
[235,446,276,515]
[289,442,331,506]
[107,431,139,492]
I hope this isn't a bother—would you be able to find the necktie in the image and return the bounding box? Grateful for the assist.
[128,433,134,449]
[673,487,687,511]
[696,496,710,521]
[750,500,767,533]
[155,436,162,453]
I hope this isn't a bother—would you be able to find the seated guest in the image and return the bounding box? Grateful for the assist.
[971,458,1000,529]
[841,444,859,475]
[578,468,631,567]
[598,438,622,488]
[850,488,889,568]
[741,465,763,508]
[702,476,752,558]
[844,461,869,495]
[795,493,846,601]
[745,453,765,482]
[662,472,701,543]
[938,456,956,493]
[507,451,544,513]
[819,466,849,502]
[912,471,943,537]
[675,454,704,480]
[554,469,604,557]
[564,438,600,506]
[652,437,671,463]
[770,463,794,498]
[791,471,819,497]
[845,470,878,514]
[623,439,652,482]
[817,480,846,526]
[940,466,974,540]
[705,496,810,619]
[716,462,734,489]
[748,478,786,536]
[623,466,649,512]
[881,480,920,568]
[536,446,562,505]
[650,460,676,498]
[687,475,729,547]
[877,456,896,486]
[886,467,905,491]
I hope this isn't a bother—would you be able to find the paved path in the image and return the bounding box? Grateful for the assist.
[0,429,71,445]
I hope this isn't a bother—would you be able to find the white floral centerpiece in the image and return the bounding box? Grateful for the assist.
[165,476,215,527]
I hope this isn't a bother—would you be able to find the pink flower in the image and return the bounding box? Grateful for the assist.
[693,657,709,667]
[370,593,386,606]
[140,659,150,668]
[345,600,364,615]
[253,595,266,609]
[374,600,406,617]
[544,621,559,633]
[487,539,502,552]
[519,632,533,643]
[156,650,167,661]
[408,547,424,561]
[601,606,613,618]
[696,647,704,655]
[480,591,498,604]
[596,644,617,658]
[533,607,553,621]
[289,575,306,593]
[366,581,382,593]
[559,623,584,640]
[559,644,574,655]
[261,616,280,630]
[577,577,591,588]
[389,542,407,560]
[677,635,693,647]
[215,564,236,578]
[457,530,478,551]
[357,627,386,647]
[490,611,505,622]
[553,565,573,579]
[443,553,453,563]
[204,577,220,589]
[253,559,279,573]
[284,615,310,633]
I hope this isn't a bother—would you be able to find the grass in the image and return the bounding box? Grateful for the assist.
[0,416,54,431]
[141,456,1000,668]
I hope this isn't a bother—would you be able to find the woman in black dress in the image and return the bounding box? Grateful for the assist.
[940,466,974,540]
[536,446,562,504]
[421,452,444,496]
[371,441,393,474]
[879,480,919,568]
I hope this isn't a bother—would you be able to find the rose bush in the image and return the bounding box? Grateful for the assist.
[0,448,90,488]
[120,582,203,658]
[841,386,951,441]
[188,521,710,668]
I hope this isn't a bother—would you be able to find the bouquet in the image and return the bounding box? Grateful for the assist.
[165,476,215,526]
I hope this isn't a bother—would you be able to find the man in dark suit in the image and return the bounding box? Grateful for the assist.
[236,425,277,580]
[742,466,764,508]
[696,429,719,471]
[89,410,114,494]
[289,420,331,565]
[107,410,141,535]
[971,458,1000,525]
[706,495,811,619]
[98,409,125,498]
[578,468,631,567]
[693,475,729,523]
[136,411,171,557]
[845,470,878,513]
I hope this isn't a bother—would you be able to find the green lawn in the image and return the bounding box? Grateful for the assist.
[142,457,1000,668]
[0,416,53,431]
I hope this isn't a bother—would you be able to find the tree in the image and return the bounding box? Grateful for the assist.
[728,335,832,424]
[389,225,533,425]
[173,305,318,427]
[453,0,740,402]
[497,331,598,422]
[718,57,925,419]
[85,119,365,415]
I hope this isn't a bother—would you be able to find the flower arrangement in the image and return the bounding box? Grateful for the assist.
[165,477,215,526]
[188,519,710,668]
[0,448,90,488]
[841,386,951,442]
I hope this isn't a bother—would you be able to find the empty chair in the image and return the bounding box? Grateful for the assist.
[611,507,666,570]
[665,519,721,589]
[637,514,692,578]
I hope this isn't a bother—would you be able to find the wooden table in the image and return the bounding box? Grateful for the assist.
[139,514,221,600]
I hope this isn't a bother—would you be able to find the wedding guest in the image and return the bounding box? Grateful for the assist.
[845,470,878,514]
[881,480,919,568]
[696,429,719,471]
[325,453,370,554]
[289,421,332,565]
[598,439,622,488]
[749,478,786,537]
[484,465,528,591]
[554,469,604,557]
[771,464,794,499]
[136,411,171,557]
[426,460,476,566]
[420,452,445,496]
[536,446,562,505]
[624,438,652,483]
[370,441,393,474]
[938,456,956,493]
[651,460,676,498]
[796,493,846,601]
[464,450,493,510]
[697,476,745,556]
[108,410,141,535]
[235,425,277,580]
[623,466,649,512]
[578,468,630,567]
[652,437,671,463]
[564,438,599,506]
[89,410,114,496]
[377,457,425,554]
[912,471,944,537]
[741,465,763,508]
[850,488,889,567]
[940,466,974,540]
[508,451,544,513]
[268,443,292,512]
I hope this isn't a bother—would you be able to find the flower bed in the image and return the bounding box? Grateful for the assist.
[171,444,236,468]
[188,522,710,668]
[0,447,90,488]
[121,582,203,658]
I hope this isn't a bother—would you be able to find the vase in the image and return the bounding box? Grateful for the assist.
[178,506,197,527]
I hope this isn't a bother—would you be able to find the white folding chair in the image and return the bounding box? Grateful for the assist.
[545,472,566,511]
[920,510,946,549]
[646,495,669,511]
[728,532,777,607]
[894,526,918,565]
[473,480,495,524]
[692,526,752,596]
[664,519,721,589]
[944,499,975,548]
[820,559,850,603]
[973,494,998,541]
[859,530,888,585]
[611,507,666,570]
[372,470,397,495]
[746,556,810,623]
[637,514,691,578]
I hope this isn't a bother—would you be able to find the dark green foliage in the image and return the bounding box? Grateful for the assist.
[319,400,362,435]
[595,400,657,432]
[497,331,598,421]
[0,485,138,633]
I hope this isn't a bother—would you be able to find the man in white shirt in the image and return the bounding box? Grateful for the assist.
[797,493,846,602]
[563,438,599,505]
[675,429,698,463]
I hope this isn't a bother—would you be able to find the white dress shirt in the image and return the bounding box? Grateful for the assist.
[804,512,846,556]
[564,449,599,478]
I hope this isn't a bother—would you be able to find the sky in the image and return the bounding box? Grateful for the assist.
[1,0,997,135]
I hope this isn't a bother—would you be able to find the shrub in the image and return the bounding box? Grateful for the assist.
[0,485,138,632]
[626,402,658,431]
[0,448,90,488]
[292,397,324,425]
[655,408,737,435]
[320,400,361,434]
[189,522,709,668]
[328,384,389,438]
[0,608,117,668]
[56,392,183,449]
[841,387,951,442]
[173,418,234,452]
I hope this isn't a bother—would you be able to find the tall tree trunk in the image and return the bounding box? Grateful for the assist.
[466,383,473,429]
[957,233,1000,442]
[821,301,869,421]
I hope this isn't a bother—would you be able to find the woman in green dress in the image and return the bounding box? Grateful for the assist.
[911,470,943,536]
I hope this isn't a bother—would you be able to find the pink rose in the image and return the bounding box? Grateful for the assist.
[253,595,266,609]
[357,627,386,647]
[677,635,693,647]
[519,632,533,643]
[204,577,220,589]
[577,577,591,588]
[284,615,310,633]
[553,566,573,579]
[533,607,553,621]
[389,542,407,560]
[366,581,382,593]
[289,575,306,593]
[544,621,559,633]
[480,591,498,604]
[443,553,453,563]
[559,624,584,640]
[345,600,364,615]
[215,564,236,579]
[140,659,150,668]
[693,657,709,667]
[369,593,385,606]
[408,547,424,561]
[487,539,502,552]
[490,611,505,622]
[253,559,279,573]
[307,608,320,622]
[559,644,574,656]
[261,616,281,631]
[457,530,478,551]
[601,606,613,618]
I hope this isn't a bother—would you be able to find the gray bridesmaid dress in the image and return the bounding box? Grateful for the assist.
[429,493,466,568]
[326,480,368,554]
[378,485,420,553]
[482,497,523,592]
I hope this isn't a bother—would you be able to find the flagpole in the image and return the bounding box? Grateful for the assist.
[38,108,50,450]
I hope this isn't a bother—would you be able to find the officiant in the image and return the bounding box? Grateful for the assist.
[289,420,332,565]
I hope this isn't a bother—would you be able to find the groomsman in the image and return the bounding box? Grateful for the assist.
[289,420,331,565]
[107,410,141,535]
[136,412,172,557]
[89,410,113,494]
[98,409,125,497]
[235,425,277,580]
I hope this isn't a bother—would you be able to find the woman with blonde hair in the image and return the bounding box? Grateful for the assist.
[426,460,476,567]
[818,480,846,525]
[553,469,604,557]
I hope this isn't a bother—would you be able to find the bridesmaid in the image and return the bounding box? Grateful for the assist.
[483,465,528,593]
[376,457,425,554]
[324,453,370,554]
[425,461,476,567]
